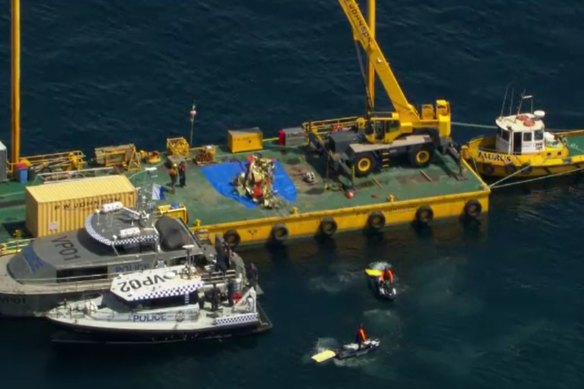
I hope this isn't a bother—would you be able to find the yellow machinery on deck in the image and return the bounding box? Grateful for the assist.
[303,0,456,177]
[94,144,141,172]
[157,203,189,224]
[18,150,86,175]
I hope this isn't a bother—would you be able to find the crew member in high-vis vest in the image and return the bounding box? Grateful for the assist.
[355,324,368,348]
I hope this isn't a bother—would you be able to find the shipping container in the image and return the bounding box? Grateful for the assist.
[25,175,137,237]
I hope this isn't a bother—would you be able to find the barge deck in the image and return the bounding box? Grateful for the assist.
[0,137,490,248]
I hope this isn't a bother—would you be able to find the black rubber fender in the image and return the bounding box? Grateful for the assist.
[223,229,241,248]
[319,217,338,237]
[367,211,386,230]
[504,164,516,175]
[415,205,434,226]
[482,163,495,176]
[463,199,482,220]
[271,223,289,243]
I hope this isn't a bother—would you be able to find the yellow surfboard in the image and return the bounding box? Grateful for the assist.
[364,268,382,277]
[311,349,337,363]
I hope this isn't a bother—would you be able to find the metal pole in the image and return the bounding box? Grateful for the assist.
[189,103,197,148]
[366,0,376,113]
[11,0,21,170]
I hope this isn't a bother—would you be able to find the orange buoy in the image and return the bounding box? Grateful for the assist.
[345,191,354,199]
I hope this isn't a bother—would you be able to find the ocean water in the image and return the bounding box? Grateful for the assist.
[1,1,584,388]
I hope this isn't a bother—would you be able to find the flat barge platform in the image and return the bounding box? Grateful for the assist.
[0,134,490,248]
[0,130,490,249]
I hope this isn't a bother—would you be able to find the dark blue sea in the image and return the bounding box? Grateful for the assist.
[1,1,584,388]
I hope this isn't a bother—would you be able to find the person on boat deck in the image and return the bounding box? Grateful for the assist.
[168,163,178,191]
[178,161,187,187]
[380,267,394,284]
[215,254,227,274]
[355,324,368,348]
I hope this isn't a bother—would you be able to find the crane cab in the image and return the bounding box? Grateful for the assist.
[363,113,404,144]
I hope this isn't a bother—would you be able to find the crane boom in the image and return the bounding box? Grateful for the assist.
[338,0,419,123]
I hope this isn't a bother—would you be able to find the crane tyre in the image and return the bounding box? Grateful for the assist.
[355,155,374,177]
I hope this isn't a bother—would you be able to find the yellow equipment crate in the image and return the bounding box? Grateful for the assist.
[166,137,190,157]
[227,127,263,153]
[157,203,189,224]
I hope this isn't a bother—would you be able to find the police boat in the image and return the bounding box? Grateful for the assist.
[46,261,272,344]
[0,199,245,317]
[364,261,397,300]
[311,338,381,363]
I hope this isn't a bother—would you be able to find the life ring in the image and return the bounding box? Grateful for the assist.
[367,211,386,230]
[415,206,434,226]
[271,224,289,243]
[463,199,482,220]
[223,229,241,248]
[176,310,185,322]
[319,217,338,237]
[505,164,517,175]
[482,163,495,176]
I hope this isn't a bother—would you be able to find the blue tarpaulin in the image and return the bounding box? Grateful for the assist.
[201,161,297,208]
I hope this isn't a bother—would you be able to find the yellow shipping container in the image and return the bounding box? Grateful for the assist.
[227,127,263,153]
[25,175,137,237]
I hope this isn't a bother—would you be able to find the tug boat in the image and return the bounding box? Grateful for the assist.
[461,94,584,179]
[46,262,271,344]
[364,261,397,300]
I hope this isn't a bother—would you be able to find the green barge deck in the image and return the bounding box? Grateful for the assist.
[0,136,490,248]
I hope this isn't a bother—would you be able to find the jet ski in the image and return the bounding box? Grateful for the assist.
[364,261,397,300]
[311,338,381,363]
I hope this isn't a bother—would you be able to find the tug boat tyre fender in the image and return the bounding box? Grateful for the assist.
[319,217,338,237]
[271,224,289,243]
[463,199,482,220]
[505,164,517,175]
[367,211,386,231]
[415,205,434,226]
[482,163,495,176]
[176,311,185,322]
[521,163,533,175]
[223,229,241,248]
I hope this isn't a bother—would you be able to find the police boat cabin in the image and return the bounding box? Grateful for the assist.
[46,262,271,344]
[462,94,584,179]
[0,201,242,317]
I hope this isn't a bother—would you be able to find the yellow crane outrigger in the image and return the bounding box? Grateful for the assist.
[304,0,455,177]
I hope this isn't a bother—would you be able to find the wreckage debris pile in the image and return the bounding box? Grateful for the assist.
[233,155,283,209]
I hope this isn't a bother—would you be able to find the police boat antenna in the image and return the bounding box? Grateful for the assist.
[183,244,195,278]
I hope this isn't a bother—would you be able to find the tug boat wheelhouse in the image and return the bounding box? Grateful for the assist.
[462,94,584,179]
[46,262,271,344]
[0,199,244,317]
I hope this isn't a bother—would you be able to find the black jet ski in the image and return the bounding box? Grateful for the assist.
[311,338,381,363]
[365,261,397,300]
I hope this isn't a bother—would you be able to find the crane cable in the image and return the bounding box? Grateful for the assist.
[354,41,373,114]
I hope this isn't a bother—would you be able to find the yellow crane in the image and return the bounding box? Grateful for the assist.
[304,0,455,177]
